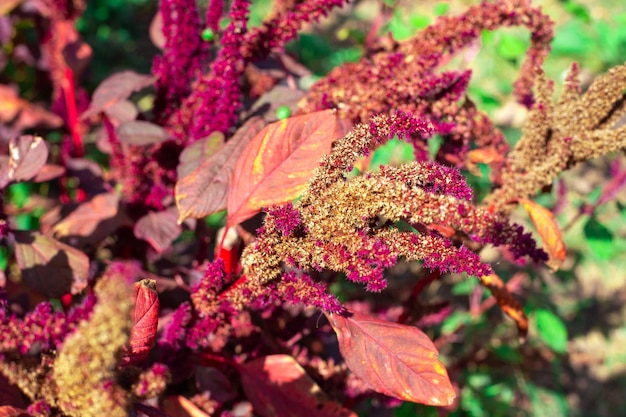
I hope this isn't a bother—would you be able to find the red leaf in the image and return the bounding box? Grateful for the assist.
[227,110,351,226]
[82,71,156,119]
[326,310,455,406]
[31,164,66,182]
[519,199,566,271]
[176,132,225,179]
[134,208,182,253]
[240,354,357,417]
[175,117,265,223]
[121,279,160,366]
[0,135,48,187]
[117,120,171,146]
[52,193,119,238]
[0,85,63,130]
[13,231,89,297]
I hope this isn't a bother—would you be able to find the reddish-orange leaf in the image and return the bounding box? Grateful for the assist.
[31,164,66,183]
[519,199,566,271]
[52,193,119,238]
[227,110,351,226]
[13,231,89,297]
[240,354,356,417]
[326,310,455,406]
[175,117,265,223]
[121,279,159,366]
[466,147,504,165]
[480,273,528,338]
[0,135,48,187]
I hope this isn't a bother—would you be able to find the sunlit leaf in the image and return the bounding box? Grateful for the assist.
[227,110,351,226]
[14,231,89,297]
[175,117,265,223]
[0,85,62,131]
[480,273,528,338]
[121,279,160,366]
[519,199,566,270]
[52,193,119,238]
[533,309,568,354]
[0,135,48,187]
[326,310,455,406]
[31,164,66,183]
[240,354,356,417]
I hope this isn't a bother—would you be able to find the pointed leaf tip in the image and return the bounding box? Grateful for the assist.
[326,310,455,406]
[121,279,159,366]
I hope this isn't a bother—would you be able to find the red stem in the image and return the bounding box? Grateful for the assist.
[62,67,83,158]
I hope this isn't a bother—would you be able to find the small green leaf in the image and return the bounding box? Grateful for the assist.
[205,210,227,228]
[451,278,478,295]
[584,216,614,260]
[441,311,472,334]
[496,33,527,60]
[433,2,449,16]
[563,0,591,22]
[492,344,522,364]
[201,28,214,42]
[275,105,291,120]
[369,138,414,170]
[534,309,568,353]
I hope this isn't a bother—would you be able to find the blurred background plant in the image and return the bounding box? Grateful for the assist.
[2,0,626,416]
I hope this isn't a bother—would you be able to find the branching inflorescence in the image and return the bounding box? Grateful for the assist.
[486,63,626,212]
[230,112,546,310]
[303,0,553,177]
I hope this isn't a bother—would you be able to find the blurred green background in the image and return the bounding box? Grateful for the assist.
[5,0,626,415]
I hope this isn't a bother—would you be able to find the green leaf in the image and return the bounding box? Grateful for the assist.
[388,11,429,41]
[534,309,568,353]
[451,278,478,295]
[369,138,414,170]
[441,311,473,334]
[551,20,594,56]
[433,2,449,16]
[496,33,527,60]
[563,0,591,22]
[526,383,569,417]
[584,216,614,260]
[427,135,443,159]
[492,344,522,364]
